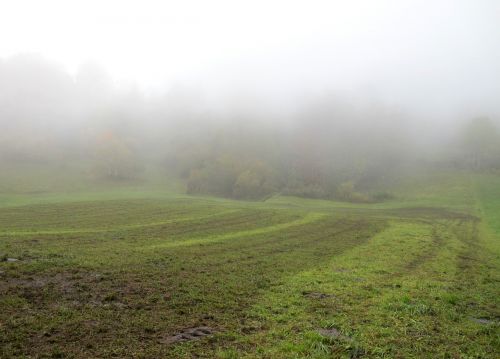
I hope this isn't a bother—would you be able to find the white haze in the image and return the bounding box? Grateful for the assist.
[1,0,499,121]
[1,0,500,203]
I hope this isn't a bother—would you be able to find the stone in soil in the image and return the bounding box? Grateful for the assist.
[160,326,214,344]
[317,327,351,341]
[302,291,333,299]
[470,317,496,325]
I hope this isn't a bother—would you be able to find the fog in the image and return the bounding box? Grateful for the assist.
[1,0,499,200]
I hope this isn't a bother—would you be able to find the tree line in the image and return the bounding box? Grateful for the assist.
[1,54,499,201]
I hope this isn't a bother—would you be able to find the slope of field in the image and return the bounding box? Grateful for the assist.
[0,174,498,358]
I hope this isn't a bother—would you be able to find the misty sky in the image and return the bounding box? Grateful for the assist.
[1,0,499,119]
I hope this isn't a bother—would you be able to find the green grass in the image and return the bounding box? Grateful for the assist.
[0,172,499,358]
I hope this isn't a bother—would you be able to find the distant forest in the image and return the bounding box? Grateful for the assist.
[1,55,499,200]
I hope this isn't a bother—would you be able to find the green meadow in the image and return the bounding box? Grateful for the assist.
[0,172,499,358]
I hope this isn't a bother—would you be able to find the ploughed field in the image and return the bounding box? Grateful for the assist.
[0,175,499,358]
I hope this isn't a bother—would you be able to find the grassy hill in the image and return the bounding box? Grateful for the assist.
[0,172,498,358]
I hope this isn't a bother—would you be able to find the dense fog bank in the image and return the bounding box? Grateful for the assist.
[1,55,499,200]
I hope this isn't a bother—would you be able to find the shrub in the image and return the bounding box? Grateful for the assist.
[336,181,355,200]
[372,191,395,202]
